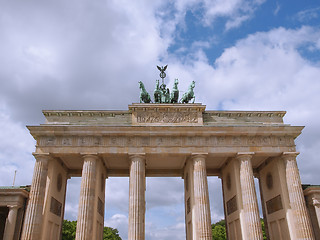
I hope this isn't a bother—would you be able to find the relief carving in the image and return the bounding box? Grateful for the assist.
[137,112,198,123]
[39,135,295,149]
[266,195,283,214]
[50,197,62,217]
[97,197,104,216]
[45,137,55,146]
[62,137,72,146]
[227,195,237,215]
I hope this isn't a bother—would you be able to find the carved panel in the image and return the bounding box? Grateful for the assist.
[97,197,104,216]
[136,112,198,124]
[227,195,237,215]
[50,197,62,217]
[266,195,283,214]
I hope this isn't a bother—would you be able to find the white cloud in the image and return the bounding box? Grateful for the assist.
[274,2,281,16]
[203,0,266,29]
[146,221,185,240]
[104,214,128,240]
[296,7,320,22]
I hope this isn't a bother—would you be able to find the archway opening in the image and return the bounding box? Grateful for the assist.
[145,177,185,240]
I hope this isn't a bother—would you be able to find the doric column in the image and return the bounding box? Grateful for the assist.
[21,153,49,240]
[76,155,98,240]
[312,198,320,230]
[192,154,212,240]
[238,153,263,240]
[3,205,20,240]
[128,154,146,240]
[283,152,314,239]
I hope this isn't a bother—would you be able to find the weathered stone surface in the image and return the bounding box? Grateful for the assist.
[238,153,263,240]
[76,155,98,240]
[21,154,49,240]
[128,155,146,240]
[192,154,212,240]
[283,153,314,239]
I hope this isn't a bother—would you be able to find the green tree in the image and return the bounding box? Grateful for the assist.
[212,219,226,240]
[211,218,267,240]
[62,220,122,240]
[103,227,122,240]
[261,218,267,240]
[62,220,77,240]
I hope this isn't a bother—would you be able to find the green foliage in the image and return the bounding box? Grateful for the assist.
[261,219,267,240]
[62,220,77,240]
[103,226,122,240]
[212,220,226,240]
[211,219,267,240]
[62,220,122,240]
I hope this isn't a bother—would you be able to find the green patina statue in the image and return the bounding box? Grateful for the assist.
[170,79,179,103]
[154,79,161,103]
[138,81,151,103]
[180,80,195,103]
[138,66,195,104]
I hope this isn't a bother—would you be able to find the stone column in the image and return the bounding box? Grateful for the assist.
[313,199,320,230]
[192,154,212,240]
[21,153,49,240]
[76,155,98,240]
[128,154,146,240]
[238,153,263,240]
[3,205,20,240]
[283,152,314,239]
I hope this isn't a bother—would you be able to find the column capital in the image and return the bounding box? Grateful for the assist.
[191,153,208,160]
[282,152,300,160]
[7,205,21,210]
[32,153,50,162]
[129,154,146,160]
[236,152,255,161]
[81,153,100,159]
[311,197,320,207]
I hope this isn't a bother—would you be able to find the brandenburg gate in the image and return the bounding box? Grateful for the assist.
[20,103,316,240]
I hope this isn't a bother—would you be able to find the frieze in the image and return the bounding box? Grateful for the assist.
[136,112,198,124]
[38,135,295,148]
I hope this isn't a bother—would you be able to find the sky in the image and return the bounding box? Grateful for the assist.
[1,0,320,239]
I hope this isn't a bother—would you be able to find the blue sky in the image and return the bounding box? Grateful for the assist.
[1,0,320,239]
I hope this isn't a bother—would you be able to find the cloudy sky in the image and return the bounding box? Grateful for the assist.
[1,0,320,239]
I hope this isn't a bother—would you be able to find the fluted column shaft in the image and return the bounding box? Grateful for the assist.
[238,153,263,240]
[313,200,320,230]
[192,154,212,240]
[21,154,49,240]
[128,154,146,240]
[3,205,20,240]
[76,155,98,240]
[283,152,314,239]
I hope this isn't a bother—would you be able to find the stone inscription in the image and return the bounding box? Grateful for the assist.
[39,135,295,148]
[227,195,237,215]
[266,195,283,214]
[137,112,198,123]
[98,197,104,216]
[50,197,62,217]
